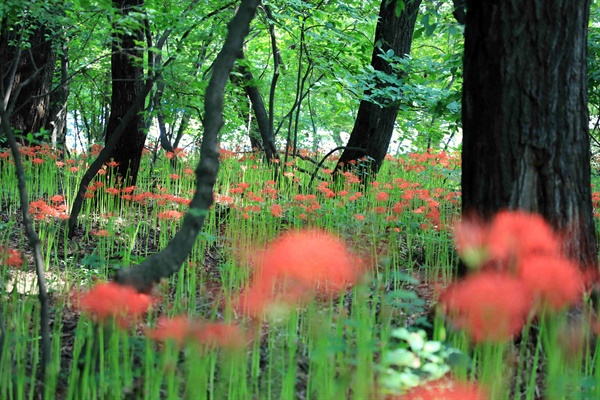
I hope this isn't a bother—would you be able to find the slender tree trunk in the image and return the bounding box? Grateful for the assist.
[334,0,421,178]
[105,0,146,186]
[47,25,69,149]
[116,0,260,292]
[231,53,278,161]
[461,0,597,269]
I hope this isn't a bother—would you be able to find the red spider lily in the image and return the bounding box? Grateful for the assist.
[146,315,193,346]
[122,186,137,194]
[158,210,183,220]
[191,321,246,349]
[392,202,404,214]
[376,191,390,202]
[397,379,488,400]
[29,199,68,220]
[1,247,23,268]
[440,272,532,342]
[487,210,561,261]
[518,254,583,311]
[77,282,155,328]
[91,230,110,237]
[236,229,362,316]
[270,204,283,217]
[453,217,489,268]
[342,171,361,184]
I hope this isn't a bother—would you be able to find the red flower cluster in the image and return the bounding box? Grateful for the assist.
[76,282,155,328]
[397,379,487,400]
[146,315,245,349]
[0,247,23,268]
[29,198,69,220]
[443,211,585,342]
[235,229,362,317]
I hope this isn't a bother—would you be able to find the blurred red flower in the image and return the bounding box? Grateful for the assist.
[453,217,489,268]
[77,282,154,328]
[487,210,561,261]
[146,316,245,349]
[398,379,488,400]
[270,204,283,217]
[1,247,23,268]
[440,272,532,342]
[146,315,192,346]
[518,254,583,311]
[236,229,361,316]
[191,321,246,349]
[376,191,390,202]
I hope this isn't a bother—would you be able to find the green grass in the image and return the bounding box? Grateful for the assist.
[0,145,599,399]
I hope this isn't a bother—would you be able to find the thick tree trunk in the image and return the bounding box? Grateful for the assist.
[0,20,56,142]
[334,0,421,177]
[461,0,597,268]
[105,0,146,186]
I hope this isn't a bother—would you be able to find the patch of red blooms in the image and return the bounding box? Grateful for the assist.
[236,229,362,317]
[376,191,390,202]
[146,315,191,345]
[158,210,183,220]
[518,254,583,311]
[270,204,283,217]
[29,199,68,220]
[1,247,23,268]
[487,210,561,261]
[396,379,488,400]
[445,210,587,342]
[76,282,155,328]
[191,321,245,349]
[440,272,532,343]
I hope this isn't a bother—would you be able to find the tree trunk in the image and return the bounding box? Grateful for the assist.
[334,0,421,178]
[0,17,56,143]
[105,0,146,186]
[232,53,278,161]
[461,0,597,269]
[46,26,69,149]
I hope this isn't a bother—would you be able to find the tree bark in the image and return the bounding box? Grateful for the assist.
[461,0,597,269]
[105,0,146,186]
[334,0,421,178]
[0,16,56,142]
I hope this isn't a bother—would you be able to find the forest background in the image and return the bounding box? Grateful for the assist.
[2,0,600,399]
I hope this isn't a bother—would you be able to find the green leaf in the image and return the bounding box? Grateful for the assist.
[189,208,209,218]
[395,0,406,17]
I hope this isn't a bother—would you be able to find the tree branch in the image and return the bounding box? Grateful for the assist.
[115,0,261,292]
[0,100,51,378]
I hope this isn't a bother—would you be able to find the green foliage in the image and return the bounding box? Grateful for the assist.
[379,327,463,394]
